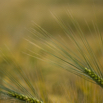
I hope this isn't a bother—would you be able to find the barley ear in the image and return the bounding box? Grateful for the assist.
[85,68,103,88]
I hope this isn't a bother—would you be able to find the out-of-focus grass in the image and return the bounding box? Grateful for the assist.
[0,0,103,103]
[0,0,103,37]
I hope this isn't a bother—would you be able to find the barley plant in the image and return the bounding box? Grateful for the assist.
[0,1,103,103]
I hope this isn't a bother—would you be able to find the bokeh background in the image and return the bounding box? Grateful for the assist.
[0,0,103,103]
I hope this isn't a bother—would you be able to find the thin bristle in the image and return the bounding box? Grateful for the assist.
[0,49,44,102]
[25,18,103,89]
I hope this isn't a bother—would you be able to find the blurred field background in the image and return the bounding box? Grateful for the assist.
[0,0,103,103]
